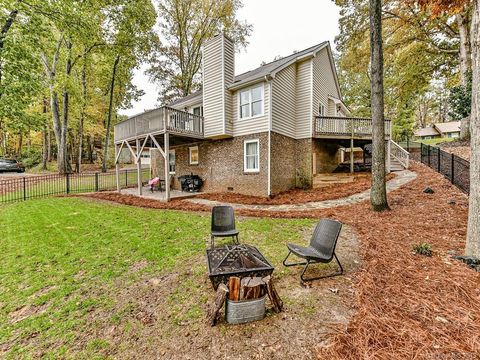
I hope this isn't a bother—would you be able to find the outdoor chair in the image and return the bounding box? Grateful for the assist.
[283,218,343,282]
[210,206,239,248]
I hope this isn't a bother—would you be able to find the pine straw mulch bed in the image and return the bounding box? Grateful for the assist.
[193,173,396,205]
[83,162,480,358]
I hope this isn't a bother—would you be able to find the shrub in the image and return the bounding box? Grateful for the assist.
[413,242,433,257]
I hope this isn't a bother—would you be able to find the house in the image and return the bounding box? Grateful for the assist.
[113,34,406,200]
[414,121,461,140]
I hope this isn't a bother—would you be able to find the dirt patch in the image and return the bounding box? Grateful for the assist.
[195,173,395,205]
[9,303,49,324]
[65,227,360,360]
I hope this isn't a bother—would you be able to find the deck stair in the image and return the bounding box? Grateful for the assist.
[313,173,365,189]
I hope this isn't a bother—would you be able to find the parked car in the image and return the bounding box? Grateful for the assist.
[0,158,25,173]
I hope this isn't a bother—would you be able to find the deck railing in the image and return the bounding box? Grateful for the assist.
[389,139,410,169]
[114,106,204,143]
[313,116,391,138]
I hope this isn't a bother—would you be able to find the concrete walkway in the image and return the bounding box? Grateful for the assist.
[187,170,417,212]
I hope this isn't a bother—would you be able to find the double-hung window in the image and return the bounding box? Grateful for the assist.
[239,85,263,119]
[244,139,259,172]
[319,103,326,116]
[189,146,199,165]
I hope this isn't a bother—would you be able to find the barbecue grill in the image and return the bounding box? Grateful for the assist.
[178,174,203,192]
[206,244,274,290]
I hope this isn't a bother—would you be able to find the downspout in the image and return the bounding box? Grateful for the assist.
[267,76,273,197]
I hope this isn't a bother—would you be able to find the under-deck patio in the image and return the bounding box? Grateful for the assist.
[113,106,204,201]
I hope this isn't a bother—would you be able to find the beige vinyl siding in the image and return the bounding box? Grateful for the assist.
[328,98,336,116]
[224,39,235,135]
[203,37,223,137]
[233,82,270,137]
[295,59,313,139]
[271,64,296,137]
[312,48,341,121]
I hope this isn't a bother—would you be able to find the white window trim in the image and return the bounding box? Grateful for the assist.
[192,105,203,116]
[238,83,264,120]
[189,146,199,165]
[244,139,260,173]
[319,103,326,116]
[168,149,176,174]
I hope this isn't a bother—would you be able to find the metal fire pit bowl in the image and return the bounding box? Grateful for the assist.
[206,244,274,290]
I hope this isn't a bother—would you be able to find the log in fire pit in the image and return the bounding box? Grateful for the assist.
[206,244,274,290]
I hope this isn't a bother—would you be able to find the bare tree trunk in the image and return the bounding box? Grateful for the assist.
[61,40,73,174]
[41,35,65,173]
[77,58,87,173]
[47,129,51,162]
[466,0,480,258]
[16,132,22,157]
[369,0,389,212]
[42,99,48,170]
[102,54,120,173]
[0,8,19,101]
[457,10,473,139]
[86,135,93,163]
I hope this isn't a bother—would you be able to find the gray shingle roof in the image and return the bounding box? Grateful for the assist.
[230,42,328,88]
[169,41,329,107]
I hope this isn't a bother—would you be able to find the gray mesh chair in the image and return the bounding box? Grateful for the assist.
[210,206,239,248]
[283,219,343,282]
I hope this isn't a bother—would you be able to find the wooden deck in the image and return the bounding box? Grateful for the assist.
[313,116,391,139]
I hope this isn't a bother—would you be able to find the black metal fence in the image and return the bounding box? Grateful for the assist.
[420,143,470,194]
[0,168,150,204]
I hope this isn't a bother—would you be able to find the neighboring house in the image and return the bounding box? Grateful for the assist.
[414,121,461,140]
[114,34,400,199]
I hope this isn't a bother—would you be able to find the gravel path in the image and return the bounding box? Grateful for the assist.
[187,170,417,212]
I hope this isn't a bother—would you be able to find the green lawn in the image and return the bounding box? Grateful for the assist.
[0,197,318,359]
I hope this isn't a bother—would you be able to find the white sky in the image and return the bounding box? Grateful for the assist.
[119,0,341,117]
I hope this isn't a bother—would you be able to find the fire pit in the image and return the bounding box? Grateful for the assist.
[206,244,274,290]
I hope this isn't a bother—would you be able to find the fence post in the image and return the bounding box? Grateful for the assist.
[406,137,410,152]
[23,177,26,201]
[427,145,431,167]
[451,153,455,184]
[125,169,128,187]
[95,172,99,192]
[66,173,70,194]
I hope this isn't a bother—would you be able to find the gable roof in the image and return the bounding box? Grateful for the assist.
[229,41,328,89]
[414,121,461,137]
[434,121,461,134]
[415,127,439,137]
[169,41,340,107]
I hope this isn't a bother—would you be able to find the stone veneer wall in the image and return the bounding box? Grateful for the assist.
[151,132,269,197]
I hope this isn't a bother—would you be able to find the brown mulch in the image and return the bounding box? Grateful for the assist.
[440,140,471,161]
[83,162,480,358]
[194,173,396,205]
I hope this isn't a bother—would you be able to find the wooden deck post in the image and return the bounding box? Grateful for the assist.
[136,138,143,195]
[164,132,170,202]
[350,138,354,173]
[350,118,354,173]
[115,143,120,192]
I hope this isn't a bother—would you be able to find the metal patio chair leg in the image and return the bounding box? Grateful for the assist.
[283,250,308,267]
[300,253,344,282]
